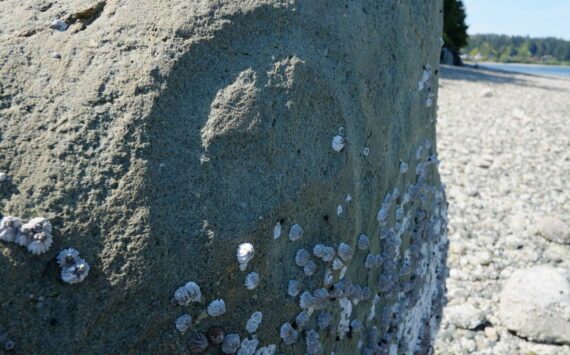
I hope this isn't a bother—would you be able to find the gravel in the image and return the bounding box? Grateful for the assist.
[434,65,570,355]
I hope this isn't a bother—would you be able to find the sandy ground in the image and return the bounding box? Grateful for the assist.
[434,65,570,354]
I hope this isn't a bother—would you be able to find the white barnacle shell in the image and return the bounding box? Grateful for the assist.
[425,97,433,107]
[395,207,404,221]
[332,258,344,271]
[273,222,281,239]
[0,216,22,242]
[61,258,90,284]
[321,246,335,262]
[299,291,316,310]
[222,333,240,354]
[345,194,352,202]
[238,337,259,355]
[207,299,226,317]
[376,206,388,225]
[357,234,369,250]
[331,135,345,152]
[317,312,332,329]
[337,243,353,262]
[365,254,376,269]
[175,314,192,333]
[323,269,333,286]
[21,217,52,235]
[400,161,408,174]
[287,279,301,297]
[313,244,326,258]
[27,232,53,255]
[350,319,363,332]
[237,242,255,271]
[295,249,310,267]
[245,272,260,290]
[57,248,80,267]
[305,329,323,355]
[255,344,276,355]
[363,147,369,157]
[174,281,202,305]
[49,20,68,31]
[15,232,32,247]
[295,311,310,328]
[288,224,303,241]
[279,323,298,345]
[246,311,263,333]
[418,80,424,91]
[416,145,423,160]
[304,260,317,276]
[336,205,343,216]
[0,172,9,182]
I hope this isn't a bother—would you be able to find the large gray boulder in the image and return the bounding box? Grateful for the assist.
[499,266,570,345]
[0,0,446,353]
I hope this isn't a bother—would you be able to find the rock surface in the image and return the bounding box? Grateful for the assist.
[536,216,570,244]
[444,303,485,330]
[0,1,446,353]
[499,266,570,345]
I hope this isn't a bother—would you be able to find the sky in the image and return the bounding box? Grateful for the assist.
[463,0,570,40]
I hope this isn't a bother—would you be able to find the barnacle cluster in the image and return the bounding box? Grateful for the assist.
[57,248,90,284]
[164,136,447,354]
[174,281,202,306]
[0,216,53,255]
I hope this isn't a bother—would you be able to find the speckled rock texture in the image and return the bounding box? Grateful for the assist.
[0,0,446,353]
[499,266,570,346]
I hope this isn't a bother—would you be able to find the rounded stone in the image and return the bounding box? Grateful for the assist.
[535,216,570,244]
[498,265,570,345]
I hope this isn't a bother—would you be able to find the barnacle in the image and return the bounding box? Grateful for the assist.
[238,337,259,355]
[395,207,404,221]
[312,244,326,258]
[246,311,263,333]
[27,232,53,255]
[305,329,323,355]
[400,162,409,174]
[303,260,317,276]
[174,282,202,305]
[357,234,369,250]
[175,314,192,333]
[244,272,260,290]
[337,243,353,262]
[323,268,333,286]
[273,222,281,239]
[332,258,343,271]
[331,135,345,152]
[207,326,225,345]
[287,280,301,297]
[336,205,343,215]
[0,216,22,242]
[363,147,370,156]
[57,248,80,267]
[222,334,240,354]
[187,332,208,353]
[0,172,9,182]
[364,254,377,269]
[295,311,310,328]
[21,217,52,235]
[321,246,335,262]
[288,224,303,241]
[350,318,363,332]
[237,243,255,271]
[14,232,31,247]
[299,291,316,310]
[61,259,90,284]
[207,299,226,317]
[255,345,276,355]
[312,288,330,310]
[294,249,310,267]
[317,312,332,329]
[279,323,298,345]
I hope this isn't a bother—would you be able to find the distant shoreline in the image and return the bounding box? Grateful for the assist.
[467,61,570,69]
[462,62,570,78]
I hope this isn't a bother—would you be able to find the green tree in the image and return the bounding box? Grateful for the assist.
[443,0,469,65]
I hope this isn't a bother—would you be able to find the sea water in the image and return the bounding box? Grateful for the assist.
[480,63,570,78]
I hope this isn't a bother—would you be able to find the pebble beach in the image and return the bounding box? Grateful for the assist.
[434,65,570,354]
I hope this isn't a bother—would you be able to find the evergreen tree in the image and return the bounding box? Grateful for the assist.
[443,0,469,65]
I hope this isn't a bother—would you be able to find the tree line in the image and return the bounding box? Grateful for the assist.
[464,34,570,65]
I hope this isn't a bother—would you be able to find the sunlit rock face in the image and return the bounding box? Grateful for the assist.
[0,0,446,353]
